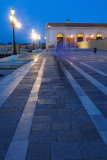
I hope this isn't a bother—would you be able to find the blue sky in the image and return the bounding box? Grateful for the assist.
[0,0,107,44]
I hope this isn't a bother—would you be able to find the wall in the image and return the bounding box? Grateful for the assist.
[77,39,107,50]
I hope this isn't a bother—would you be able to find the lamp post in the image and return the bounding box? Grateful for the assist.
[32,29,37,51]
[44,37,47,50]
[32,29,35,50]
[9,8,21,59]
[38,35,41,49]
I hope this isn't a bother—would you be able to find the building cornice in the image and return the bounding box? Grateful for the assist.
[46,22,107,28]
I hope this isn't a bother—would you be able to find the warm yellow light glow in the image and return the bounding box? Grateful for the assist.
[91,34,94,38]
[34,58,38,62]
[9,15,17,24]
[9,8,21,30]
[16,22,21,28]
[32,33,38,40]
[44,36,47,39]
[77,33,83,37]
[57,34,63,37]
[97,33,102,37]
[32,29,35,33]
[70,35,74,38]
[11,8,15,16]
[13,17,17,24]
[31,29,38,40]
[38,35,41,40]
[9,15,14,21]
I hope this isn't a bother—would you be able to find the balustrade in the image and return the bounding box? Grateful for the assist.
[0,44,33,54]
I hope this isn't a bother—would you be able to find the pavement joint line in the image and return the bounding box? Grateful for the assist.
[66,59,107,96]
[59,61,107,146]
[80,62,107,76]
[0,53,41,108]
[4,58,46,160]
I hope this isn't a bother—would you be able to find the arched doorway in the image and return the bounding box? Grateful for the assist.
[57,34,63,48]
[77,33,83,42]
[96,33,102,40]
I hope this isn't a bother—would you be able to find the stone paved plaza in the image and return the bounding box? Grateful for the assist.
[0,50,107,160]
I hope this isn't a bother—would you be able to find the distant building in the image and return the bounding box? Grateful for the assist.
[45,22,107,49]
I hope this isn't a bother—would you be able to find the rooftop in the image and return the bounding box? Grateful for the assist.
[46,22,107,27]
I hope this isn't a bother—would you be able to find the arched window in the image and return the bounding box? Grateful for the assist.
[77,33,83,37]
[57,34,63,38]
[77,33,83,42]
[96,33,102,40]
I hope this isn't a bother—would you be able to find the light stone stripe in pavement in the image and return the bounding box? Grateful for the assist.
[0,53,41,108]
[59,61,107,146]
[80,62,107,76]
[66,60,107,96]
[4,58,46,160]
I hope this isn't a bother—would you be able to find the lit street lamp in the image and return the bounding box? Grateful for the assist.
[9,8,21,58]
[32,29,38,50]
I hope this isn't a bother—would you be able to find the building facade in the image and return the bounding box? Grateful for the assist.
[45,22,107,49]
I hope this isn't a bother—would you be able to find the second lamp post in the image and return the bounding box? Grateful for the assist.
[32,29,38,50]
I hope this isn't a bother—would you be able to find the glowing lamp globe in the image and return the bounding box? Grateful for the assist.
[11,8,15,16]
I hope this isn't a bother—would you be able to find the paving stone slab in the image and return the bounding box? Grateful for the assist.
[29,132,56,144]
[0,106,24,112]
[57,131,83,142]
[34,109,58,116]
[72,113,90,122]
[1,102,26,108]
[52,115,73,123]
[32,123,51,132]
[52,123,72,131]
[33,116,52,123]
[65,103,83,109]
[77,121,102,142]
[0,140,10,160]
[57,109,72,115]
[79,141,107,159]
[51,142,82,160]
[46,104,65,109]
[0,116,19,139]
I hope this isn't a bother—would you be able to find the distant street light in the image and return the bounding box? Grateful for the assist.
[9,8,21,58]
[32,29,38,50]
[38,35,41,49]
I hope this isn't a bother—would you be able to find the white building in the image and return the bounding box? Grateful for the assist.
[45,22,107,49]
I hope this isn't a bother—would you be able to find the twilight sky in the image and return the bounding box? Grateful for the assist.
[0,0,107,44]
